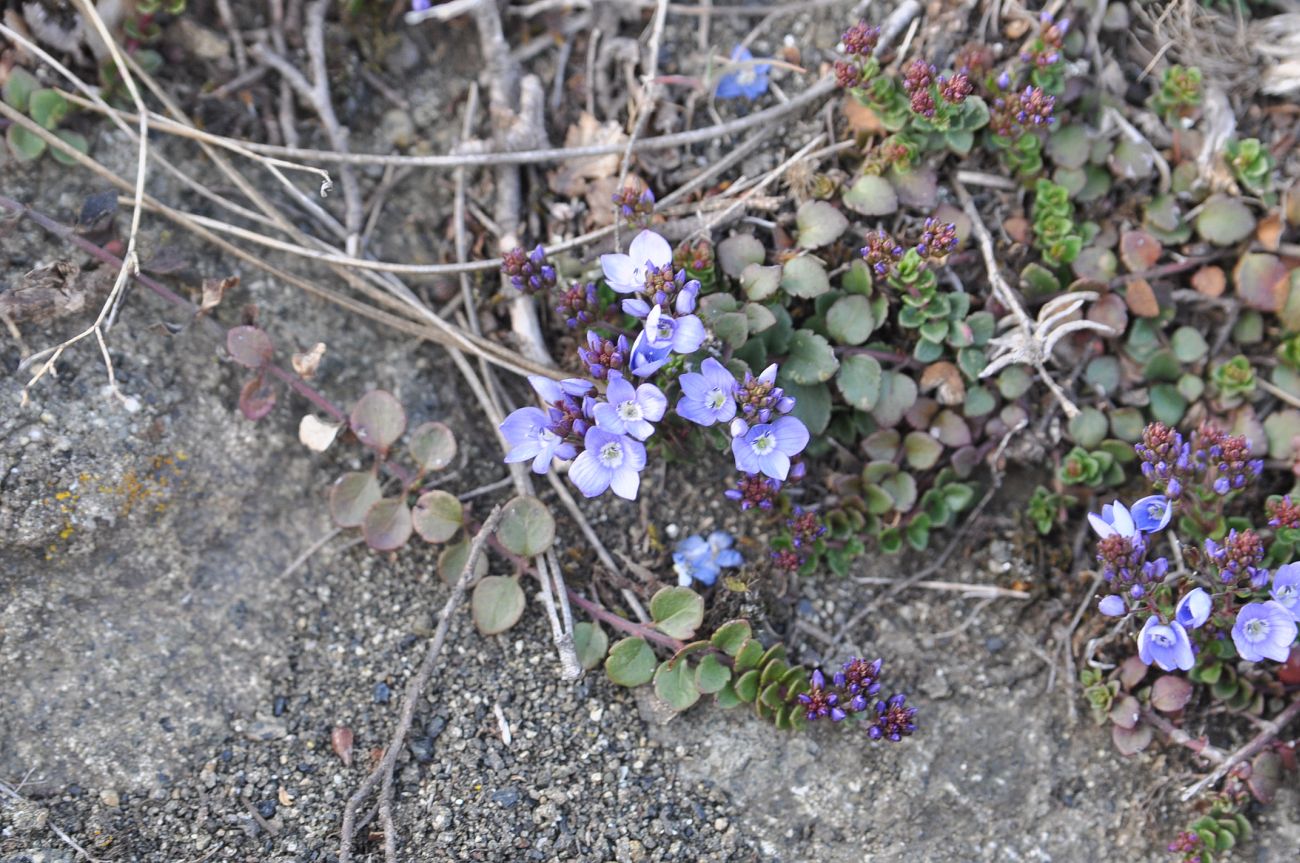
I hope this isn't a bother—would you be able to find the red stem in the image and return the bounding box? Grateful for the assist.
[566,587,684,652]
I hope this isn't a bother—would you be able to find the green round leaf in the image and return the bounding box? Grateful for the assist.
[740,263,782,301]
[649,586,704,640]
[28,88,69,130]
[1068,407,1108,449]
[710,619,752,656]
[903,431,943,470]
[573,622,609,670]
[6,124,45,161]
[654,659,701,711]
[836,354,882,410]
[605,636,657,686]
[780,256,830,299]
[495,495,555,557]
[695,654,731,694]
[826,295,876,346]
[783,329,839,384]
[843,174,898,216]
[1195,194,1255,246]
[1171,326,1208,364]
[438,538,488,586]
[49,129,88,166]
[350,390,406,452]
[411,489,463,543]
[871,370,918,428]
[3,67,38,111]
[795,200,847,249]
[471,575,526,635]
[362,498,413,551]
[330,471,381,528]
[408,421,457,472]
[717,234,765,278]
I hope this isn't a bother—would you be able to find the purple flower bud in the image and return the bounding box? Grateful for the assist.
[1098,595,1126,616]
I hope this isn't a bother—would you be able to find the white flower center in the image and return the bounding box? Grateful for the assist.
[654,319,674,341]
[617,400,643,422]
[1151,628,1174,648]
[706,389,728,410]
[599,441,624,468]
[1244,619,1268,642]
[539,428,560,447]
[736,67,757,86]
[751,431,776,456]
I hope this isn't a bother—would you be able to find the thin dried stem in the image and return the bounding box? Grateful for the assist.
[1181,697,1300,801]
[16,0,149,408]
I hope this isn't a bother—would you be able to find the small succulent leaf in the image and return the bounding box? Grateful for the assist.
[795,200,848,249]
[842,174,899,216]
[350,390,406,452]
[783,329,839,383]
[733,638,764,671]
[226,325,274,368]
[2,67,38,111]
[411,490,463,543]
[238,376,277,421]
[740,263,782,301]
[28,89,69,130]
[695,654,732,694]
[1111,721,1153,755]
[1151,675,1194,713]
[408,421,457,472]
[6,125,46,161]
[780,256,831,299]
[330,471,381,528]
[472,576,526,635]
[649,586,705,640]
[362,498,413,551]
[826,295,876,345]
[495,496,556,557]
[734,668,761,701]
[654,659,701,711]
[710,619,753,655]
[605,637,657,686]
[718,234,765,278]
[438,538,488,585]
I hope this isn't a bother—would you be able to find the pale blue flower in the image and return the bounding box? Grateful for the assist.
[600,230,672,294]
[1175,587,1211,629]
[592,371,666,440]
[1271,563,1300,620]
[716,45,771,101]
[1098,595,1126,616]
[1087,500,1137,539]
[569,427,645,499]
[731,415,809,481]
[673,530,742,587]
[1131,494,1173,533]
[1137,616,1194,671]
[1232,601,1298,663]
[677,358,737,426]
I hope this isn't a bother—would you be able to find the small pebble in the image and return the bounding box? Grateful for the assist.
[491,787,520,808]
[373,682,391,704]
[273,695,288,717]
[409,737,435,763]
[985,636,1006,653]
[99,789,120,807]
[256,800,277,820]
[426,715,447,739]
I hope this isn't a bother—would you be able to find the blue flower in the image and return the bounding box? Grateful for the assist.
[592,371,667,441]
[672,530,742,586]
[1087,500,1137,539]
[1098,595,1126,617]
[500,406,575,473]
[1131,494,1173,532]
[677,357,738,426]
[628,305,707,376]
[731,415,809,481]
[568,427,645,499]
[1137,616,1194,671]
[1271,563,1300,620]
[1175,587,1212,629]
[716,45,771,101]
[1232,601,1298,662]
[600,230,673,294]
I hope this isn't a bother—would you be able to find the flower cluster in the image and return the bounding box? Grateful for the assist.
[672,531,742,587]
[796,659,916,742]
[613,185,655,227]
[860,230,905,276]
[555,281,598,329]
[1089,423,1299,674]
[1135,422,1264,499]
[915,217,959,259]
[501,245,557,295]
[499,230,807,503]
[1020,12,1069,70]
[834,20,881,89]
[989,82,1055,137]
[771,507,826,572]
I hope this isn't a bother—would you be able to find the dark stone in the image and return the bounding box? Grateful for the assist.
[373,682,391,704]
[491,787,520,808]
[409,737,435,763]
[273,695,288,717]
[257,799,277,819]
